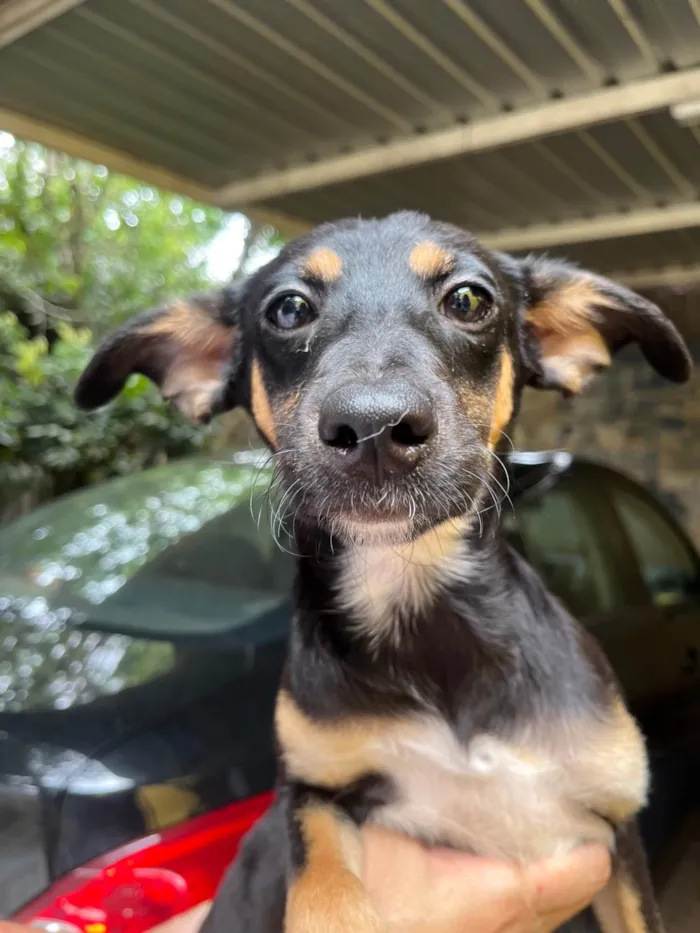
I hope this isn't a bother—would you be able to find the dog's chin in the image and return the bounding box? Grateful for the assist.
[330,515,417,548]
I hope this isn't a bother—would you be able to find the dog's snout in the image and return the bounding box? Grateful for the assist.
[318,381,435,480]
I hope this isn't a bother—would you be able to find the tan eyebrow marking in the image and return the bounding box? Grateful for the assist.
[409,242,455,278]
[300,247,343,283]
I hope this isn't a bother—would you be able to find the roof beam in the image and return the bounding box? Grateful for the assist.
[616,265,700,289]
[481,201,700,252]
[0,105,309,238]
[0,0,86,48]
[216,67,700,205]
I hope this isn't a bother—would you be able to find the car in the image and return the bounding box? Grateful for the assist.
[1,451,699,931]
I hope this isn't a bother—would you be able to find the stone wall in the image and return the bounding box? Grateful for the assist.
[515,286,700,545]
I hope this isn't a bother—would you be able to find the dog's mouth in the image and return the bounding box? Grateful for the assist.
[272,458,496,547]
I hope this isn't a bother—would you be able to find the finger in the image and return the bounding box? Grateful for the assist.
[523,844,612,916]
[363,827,528,932]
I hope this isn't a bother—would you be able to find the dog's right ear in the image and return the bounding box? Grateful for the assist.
[74,287,242,423]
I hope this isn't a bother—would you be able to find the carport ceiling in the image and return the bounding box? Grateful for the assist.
[3,0,700,282]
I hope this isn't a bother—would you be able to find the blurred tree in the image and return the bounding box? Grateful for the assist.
[0,136,288,520]
[0,136,288,522]
[0,138,226,336]
[0,312,211,520]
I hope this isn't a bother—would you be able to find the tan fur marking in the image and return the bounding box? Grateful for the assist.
[408,241,455,278]
[539,329,612,394]
[301,247,343,283]
[161,363,223,423]
[276,689,648,862]
[140,301,230,352]
[285,805,380,933]
[140,301,235,422]
[594,877,649,933]
[584,700,649,824]
[525,279,612,335]
[277,389,302,422]
[276,689,390,787]
[488,350,514,449]
[526,279,614,393]
[250,358,278,449]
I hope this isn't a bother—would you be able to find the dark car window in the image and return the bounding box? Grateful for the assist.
[610,485,700,608]
[509,479,622,618]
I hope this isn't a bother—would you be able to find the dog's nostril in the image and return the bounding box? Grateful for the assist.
[325,423,358,450]
[390,419,430,447]
[318,383,435,468]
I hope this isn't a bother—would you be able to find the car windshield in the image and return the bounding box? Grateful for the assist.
[0,451,295,636]
[0,452,297,712]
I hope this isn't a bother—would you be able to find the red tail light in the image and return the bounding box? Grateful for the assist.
[13,794,273,933]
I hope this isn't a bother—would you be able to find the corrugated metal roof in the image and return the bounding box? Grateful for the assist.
[2,0,700,280]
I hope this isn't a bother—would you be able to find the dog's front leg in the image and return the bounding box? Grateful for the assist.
[286,787,384,933]
[592,822,665,933]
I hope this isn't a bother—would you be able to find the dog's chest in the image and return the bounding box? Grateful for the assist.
[278,695,648,863]
[288,543,649,860]
[367,716,635,860]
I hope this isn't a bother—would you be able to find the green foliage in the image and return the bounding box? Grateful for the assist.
[0,137,262,516]
[0,140,225,333]
[0,137,289,518]
[0,309,209,508]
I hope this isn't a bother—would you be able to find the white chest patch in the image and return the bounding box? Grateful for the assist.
[337,520,477,647]
[277,690,649,863]
[368,715,647,861]
[375,723,588,860]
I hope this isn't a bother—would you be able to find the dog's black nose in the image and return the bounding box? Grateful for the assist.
[318,381,436,480]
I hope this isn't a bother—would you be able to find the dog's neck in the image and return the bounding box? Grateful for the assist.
[293,511,510,652]
[290,510,599,719]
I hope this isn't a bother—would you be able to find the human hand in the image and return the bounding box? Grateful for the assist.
[362,825,611,933]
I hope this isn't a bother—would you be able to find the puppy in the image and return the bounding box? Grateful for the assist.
[75,211,692,933]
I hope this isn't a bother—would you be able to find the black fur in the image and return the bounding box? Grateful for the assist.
[76,211,692,933]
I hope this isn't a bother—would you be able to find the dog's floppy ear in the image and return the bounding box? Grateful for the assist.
[75,287,241,423]
[521,256,692,394]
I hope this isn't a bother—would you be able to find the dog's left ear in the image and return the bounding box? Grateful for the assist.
[520,256,692,394]
[75,286,242,423]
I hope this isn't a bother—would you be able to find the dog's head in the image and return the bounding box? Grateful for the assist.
[76,211,691,547]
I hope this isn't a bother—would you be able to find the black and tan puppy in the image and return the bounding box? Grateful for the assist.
[75,212,691,933]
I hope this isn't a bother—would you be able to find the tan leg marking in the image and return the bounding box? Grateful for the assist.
[276,689,393,787]
[250,357,278,449]
[408,242,454,278]
[286,804,382,933]
[594,876,655,933]
[488,349,514,449]
[300,247,343,283]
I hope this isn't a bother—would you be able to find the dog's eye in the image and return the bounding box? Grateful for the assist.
[442,285,493,324]
[266,294,316,330]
